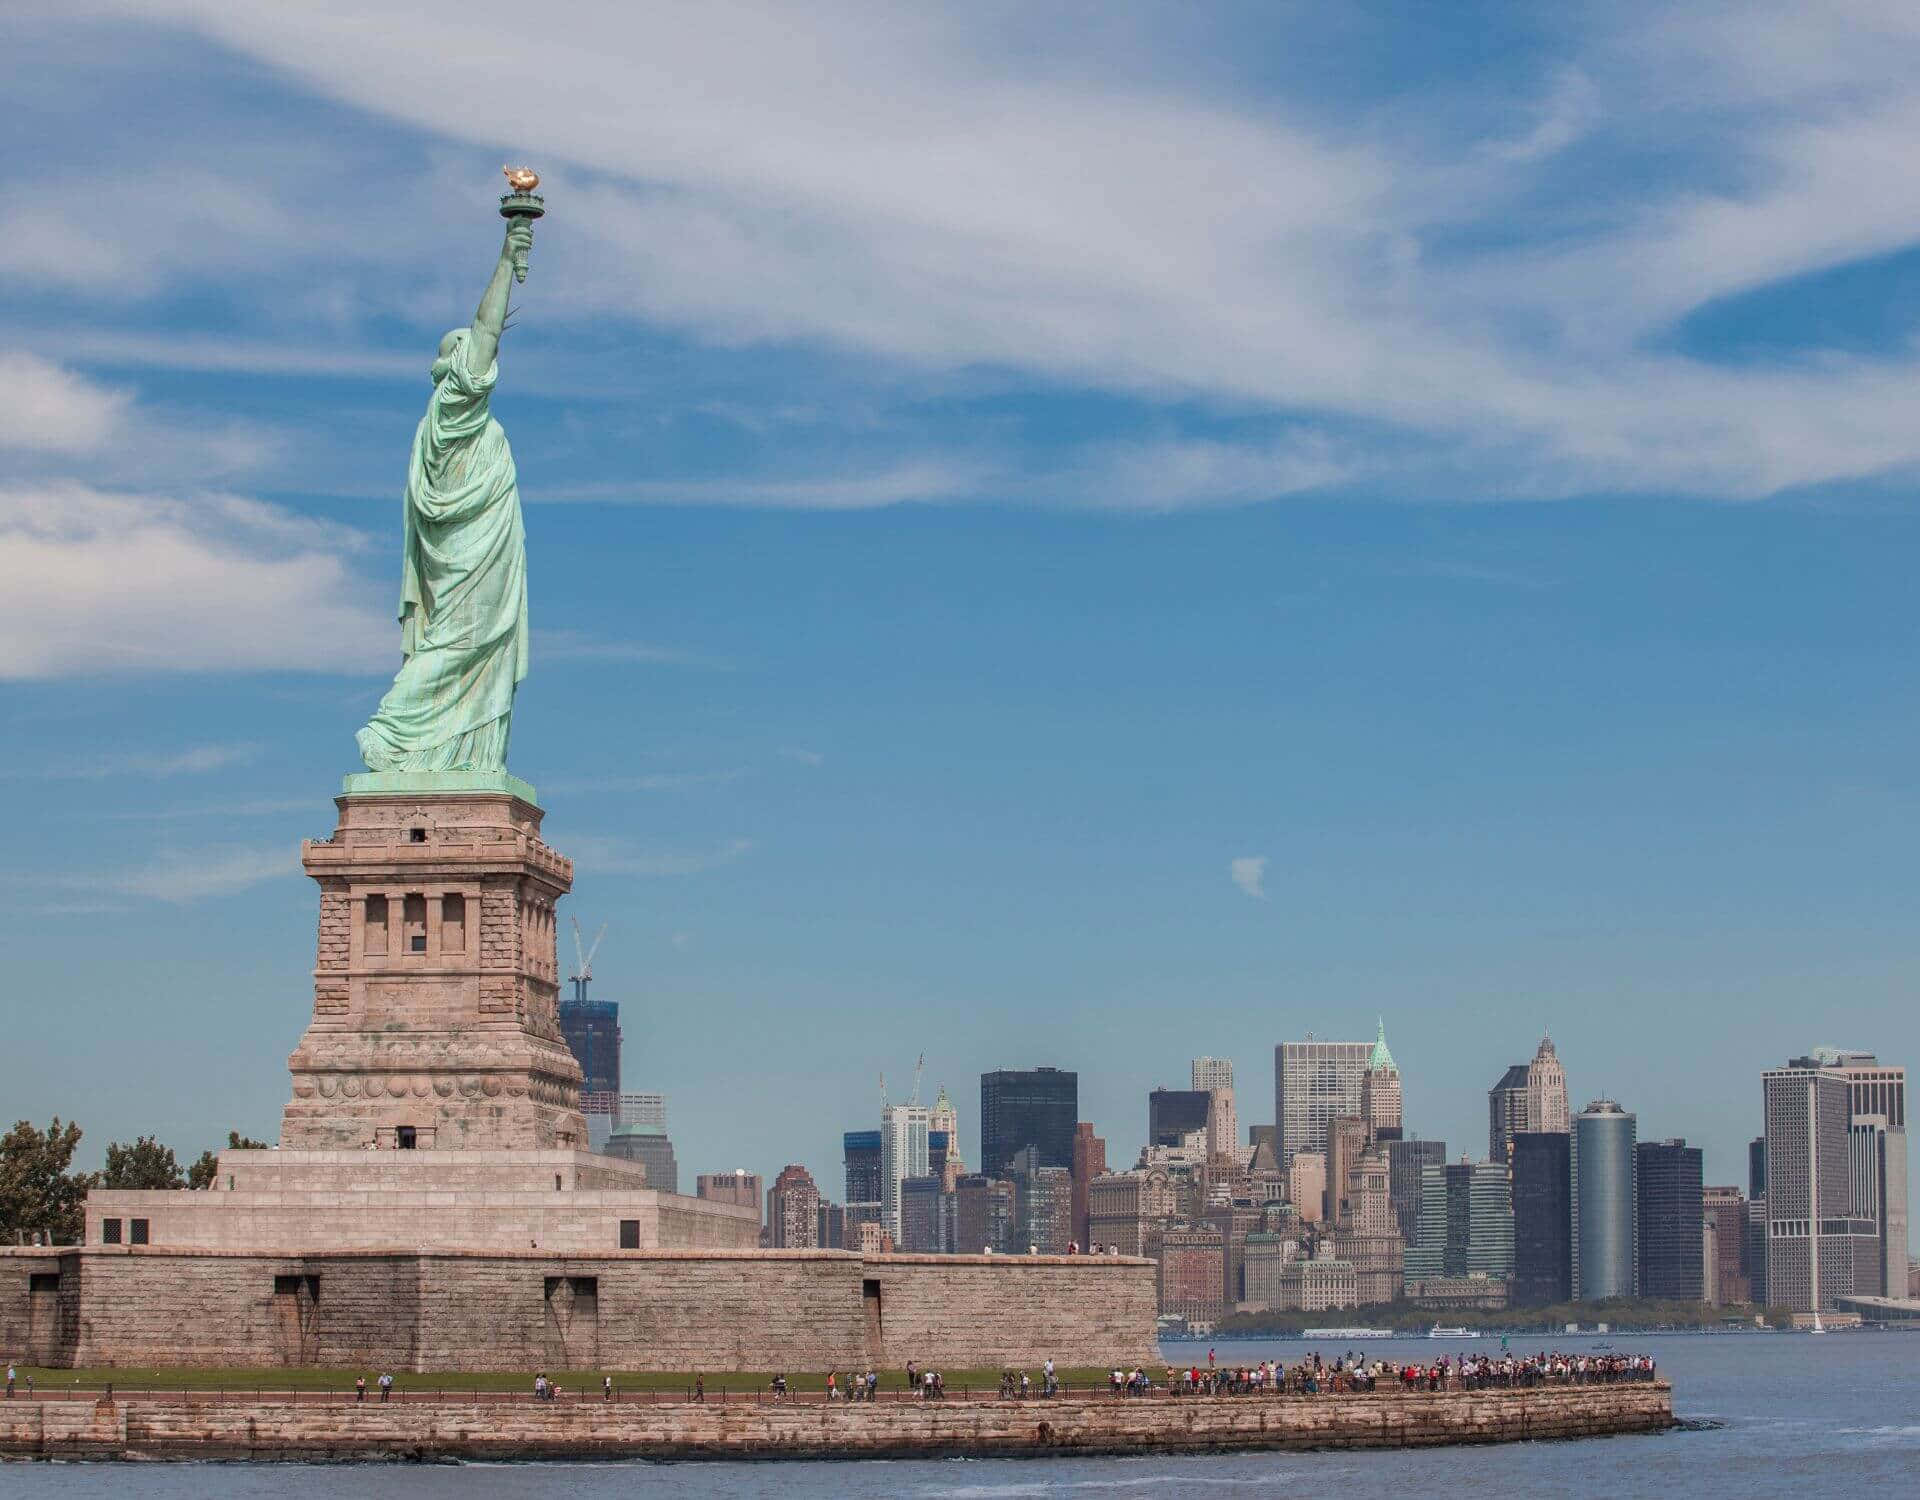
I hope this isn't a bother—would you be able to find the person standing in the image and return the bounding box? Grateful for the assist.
[5,1364,14,1399]
[378,1371,393,1403]
[603,1374,613,1402]
[355,1375,365,1402]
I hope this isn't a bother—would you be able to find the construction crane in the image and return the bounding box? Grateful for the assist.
[910,1052,925,1108]
[568,915,608,1005]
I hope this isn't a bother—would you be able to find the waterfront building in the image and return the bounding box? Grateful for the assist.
[1087,1169,1177,1256]
[1386,1138,1445,1246]
[1573,1099,1637,1300]
[1833,1053,1908,1300]
[1071,1122,1107,1249]
[979,1067,1078,1177]
[1746,1192,1768,1305]
[1702,1186,1750,1305]
[1275,1039,1371,1165]
[1405,1160,1511,1287]
[1359,1019,1403,1142]
[604,1122,677,1193]
[1148,1088,1211,1149]
[1240,1232,1297,1311]
[841,1130,883,1238]
[767,1163,822,1249]
[1635,1139,1703,1300]
[1406,1274,1511,1312]
[880,1103,931,1241]
[1762,1055,1881,1311]
[1511,1131,1573,1308]
[1488,1064,1530,1165]
[1157,1226,1227,1321]
[1272,1243,1358,1312]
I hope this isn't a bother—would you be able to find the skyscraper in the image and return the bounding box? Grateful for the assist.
[1636,1139,1703,1300]
[1325,1115,1369,1222]
[880,1103,931,1240]
[842,1130,884,1238]
[696,1169,763,1233]
[1148,1088,1212,1149]
[1191,1057,1234,1093]
[557,997,621,1096]
[1071,1122,1106,1250]
[979,1068,1078,1177]
[1275,1039,1372,1165]
[1404,1159,1512,1285]
[1762,1055,1882,1311]
[1488,1064,1530,1164]
[1702,1185,1750,1305]
[604,1122,676,1192]
[1573,1099,1637,1300]
[1512,1131,1573,1307]
[1834,1053,1908,1300]
[1359,1019,1403,1142]
[1748,1136,1766,1200]
[1526,1036,1570,1135]
[1009,1145,1073,1253]
[929,1085,962,1171]
[1386,1138,1446,1246]
[767,1163,822,1249]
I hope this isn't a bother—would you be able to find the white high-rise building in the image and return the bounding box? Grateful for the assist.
[1526,1037,1570,1136]
[880,1103,931,1242]
[1192,1057,1234,1092]
[1275,1039,1371,1166]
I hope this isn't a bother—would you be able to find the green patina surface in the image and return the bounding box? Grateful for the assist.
[355,211,538,778]
[341,769,539,805]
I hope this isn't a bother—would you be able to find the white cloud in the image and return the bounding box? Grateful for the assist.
[1230,855,1268,901]
[16,845,297,905]
[47,1,1920,503]
[534,629,730,668]
[4,744,261,780]
[0,483,391,679]
[778,747,825,767]
[1,352,131,453]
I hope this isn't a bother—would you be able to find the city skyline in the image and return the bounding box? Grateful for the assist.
[6,2,1920,1233]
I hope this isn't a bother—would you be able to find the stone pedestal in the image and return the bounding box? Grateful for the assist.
[282,779,586,1151]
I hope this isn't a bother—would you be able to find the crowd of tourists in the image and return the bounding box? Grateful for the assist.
[1162,1349,1658,1396]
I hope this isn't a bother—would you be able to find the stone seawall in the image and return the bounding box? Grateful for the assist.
[0,1246,1161,1373]
[0,1385,1674,1462]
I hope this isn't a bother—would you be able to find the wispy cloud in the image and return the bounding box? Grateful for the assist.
[541,769,746,795]
[3,743,262,780]
[15,845,297,905]
[1230,855,1269,901]
[778,747,825,767]
[534,630,732,669]
[1,352,131,453]
[96,797,316,821]
[569,835,755,878]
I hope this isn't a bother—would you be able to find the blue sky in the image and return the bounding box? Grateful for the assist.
[3,2,1916,1211]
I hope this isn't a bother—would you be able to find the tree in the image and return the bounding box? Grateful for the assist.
[186,1132,270,1190]
[0,1117,92,1245]
[99,1136,185,1191]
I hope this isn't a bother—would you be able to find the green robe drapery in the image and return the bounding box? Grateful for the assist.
[357,331,529,772]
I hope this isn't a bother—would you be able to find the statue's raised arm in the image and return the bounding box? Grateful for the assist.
[465,216,532,376]
[355,179,539,777]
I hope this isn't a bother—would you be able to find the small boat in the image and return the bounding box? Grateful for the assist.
[1427,1325,1479,1339]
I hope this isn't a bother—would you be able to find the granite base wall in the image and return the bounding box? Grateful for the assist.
[1,1248,1158,1374]
[0,1385,1675,1461]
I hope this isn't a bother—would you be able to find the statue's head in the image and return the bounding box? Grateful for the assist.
[431,329,465,384]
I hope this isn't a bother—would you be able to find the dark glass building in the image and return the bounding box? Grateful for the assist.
[843,1129,884,1232]
[1147,1088,1211,1148]
[1386,1138,1446,1245]
[1748,1136,1766,1200]
[558,998,621,1096]
[979,1067,1078,1177]
[1637,1138,1704,1300]
[1511,1131,1573,1307]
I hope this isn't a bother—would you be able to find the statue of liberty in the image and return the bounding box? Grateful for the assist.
[357,178,542,773]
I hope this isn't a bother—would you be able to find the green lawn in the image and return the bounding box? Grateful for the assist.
[6,1364,1129,1397]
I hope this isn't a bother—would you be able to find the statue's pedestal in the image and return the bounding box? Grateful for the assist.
[283,782,584,1152]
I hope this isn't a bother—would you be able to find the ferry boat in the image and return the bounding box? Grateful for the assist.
[1427,1324,1480,1339]
[1303,1327,1396,1339]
